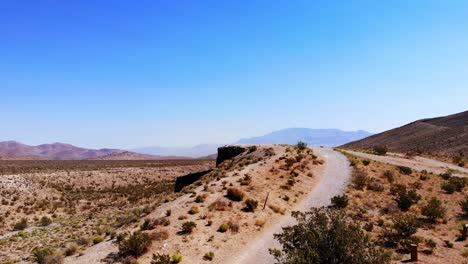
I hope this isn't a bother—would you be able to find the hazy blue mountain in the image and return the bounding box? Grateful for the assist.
[132,144,222,158]
[237,128,373,147]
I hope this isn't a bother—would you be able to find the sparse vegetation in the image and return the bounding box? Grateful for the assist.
[226,187,245,201]
[422,197,446,222]
[203,251,215,261]
[118,231,152,257]
[244,199,259,212]
[373,145,388,156]
[181,221,197,234]
[398,166,412,175]
[270,208,390,264]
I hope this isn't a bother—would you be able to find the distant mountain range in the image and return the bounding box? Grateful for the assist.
[1,128,374,160]
[132,144,222,159]
[237,128,373,147]
[342,110,468,156]
[133,128,372,157]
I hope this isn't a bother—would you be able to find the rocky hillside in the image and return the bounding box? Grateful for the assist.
[342,110,468,156]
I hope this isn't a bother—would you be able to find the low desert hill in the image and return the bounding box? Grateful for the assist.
[238,128,372,146]
[342,110,468,156]
[0,141,124,160]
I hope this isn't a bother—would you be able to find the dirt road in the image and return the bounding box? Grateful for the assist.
[344,150,468,177]
[229,148,351,264]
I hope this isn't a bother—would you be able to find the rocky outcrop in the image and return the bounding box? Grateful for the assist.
[216,146,246,166]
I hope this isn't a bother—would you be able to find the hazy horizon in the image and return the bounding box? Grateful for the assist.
[2,1,467,149]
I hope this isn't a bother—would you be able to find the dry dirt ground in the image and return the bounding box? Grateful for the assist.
[0,160,214,264]
[343,153,468,263]
[66,144,325,264]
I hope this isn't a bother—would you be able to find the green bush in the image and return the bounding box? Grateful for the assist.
[440,171,452,180]
[218,223,229,233]
[188,206,199,215]
[39,216,52,227]
[459,195,468,217]
[151,253,171,264]
[118,231,152,257]
[395,188,421,211]
[398,166,412,175]
[442,182,456,194]
[244,199,259,212]
[352,171,368,190]
[181,221,197,233]
[381,213,420,246]
[13,218,28,231]
[93,235,104,244]
[373,145,388,156]
[32,247,55,264]
[331,194,348,209]
[422,197,446,222]
[270,208,390,264]
[296,141,308,150]
[203,251,215,261]
[171,252,182,263]
[362,160,371,166]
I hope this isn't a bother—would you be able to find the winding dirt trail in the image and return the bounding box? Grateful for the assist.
[229,148,351,264]
[344,150,468,177]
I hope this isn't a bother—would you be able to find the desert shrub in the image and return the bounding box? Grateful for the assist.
[209,198,230,211]
[188,206,199,215]
[367,181,385,192]
[39,216,52,227]
[166,209,172,216]
[195,195,205,203]
[203,251,215,261]
[383,170,394,183]
[244,199,259,212]
[270,207,390,264]
[240,174,252,186]
[13,218,28,230]
[442,182,456,194]
[141,218,155,231]
[248,145,257,153]
[419,174,429,181]
[422,197,446,222]
[395,187,420,211]
[296,141,307,150]
[226,188,245,201]
[171,253,182,263]
[228,221,240,233]
[151,253,171,264]
[75,236,90,246]
[331,194,348,209]
[218,223,230,233]
[440,171,452,180]
[448,177,467,192]
[396,166,411,175]
[64,243,78,256]
[382,213,420,246]
[93,235,104,244]
[153,217,170,227]
[150,230,170,241]
[32,247,55,264]
[459,196,468,217]
[181,221,196,233]
[362,160,371,166]
[352,171,368,190]
[398,166,412,175]
[118,231,152,257]
[373,145,388,156]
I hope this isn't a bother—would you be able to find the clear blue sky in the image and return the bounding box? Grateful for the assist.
[1,1,467,149]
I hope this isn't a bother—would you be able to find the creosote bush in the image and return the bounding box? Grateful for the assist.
[459,195,468,218]
[204,251,215,261]
[352,170,368,190]
[181,221,197,233]
[13,218,28,230]
[270,207,390,264]
[373,145,388,156]
[394,186,420,211]
[244,199,259,212]
[39,216,52,226]
[422,197,446,222]
[118,231,152,257]
[331,194,348,209]
[151,253,171,264]
[398,166,412,175]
